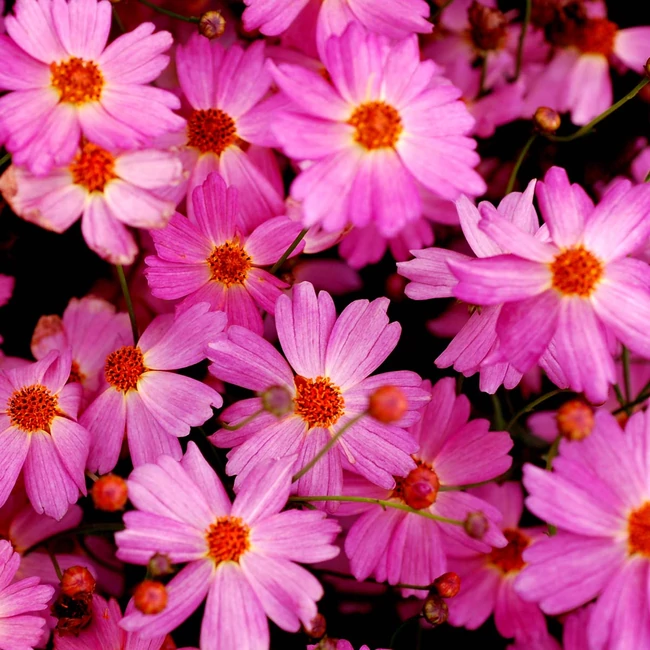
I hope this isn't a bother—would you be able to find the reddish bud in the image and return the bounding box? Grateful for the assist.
[148,553,175,578]
[304,613,327,639]
[468,1,508,51]
[199,11,226,40]
[134,580,168,615]
[432,572,461,599]
[556,400,594,441]
[533,107,561,134]
[464,511,489,540]
[399,465,440,510]
[160,636,177,650]
[60,566,96,597]
[368,386,408,424]
[422,593,449,627]
[385,273,407,301]
[261,385,293,417]
[91,474,128,511]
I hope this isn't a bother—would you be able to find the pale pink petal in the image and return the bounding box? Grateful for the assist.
[567,54,611,126]
[83,387,127,475]
[614,27,650,72]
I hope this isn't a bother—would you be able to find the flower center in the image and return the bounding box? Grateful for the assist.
[206,241,252,286]
[50,57,104,105]
[293,376,345,429]
[348,101,403,150]
[489,528,530,573]
[556,399,594,440]
[205,516,250,564]
[104,346,146,393]
[187,108,238,155]
[628,502,650,556]
[69,142,117,193]
[67,360,85,385]
[392,459,440,510]
[7,385,59,433]
[569,18,618,55]
[550,246,603,297]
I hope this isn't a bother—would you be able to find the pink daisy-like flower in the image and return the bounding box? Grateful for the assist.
[0,0,184,175]
[270,22,486,238]
[0,539,54,650]
[343,378,511,594]
[0,350,89,519]
[0,142,183,265]
[116,444,340,648]
[449,166,650,403]
[516,409,650,649]
[145,173,303,335]
[207,281,429,502]
[81,303,225,474]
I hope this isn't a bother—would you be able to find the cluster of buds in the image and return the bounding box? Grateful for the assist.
[52,566,96,636]
[422,572,461,627]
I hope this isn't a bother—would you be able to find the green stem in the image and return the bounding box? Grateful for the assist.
[644,170,650,183]
[270,228,308,276]
[506,388,570,431]
[116,264,139,344]
[545,435,561,471]
[613,384,626,409]
[112,5,126,33]
[513,0,532,81]
[490,393,506,431]
[86,471,99,482]
[390,615,421,649]
[612,381,650,415]
[47,546,63,581]
[546,77,650,143]
[505,133,537,195]
[622,346,632,404]
[292,413,365,483]
[478,54,489,97]
[219,409,264,431]
[0,152,10,168]
[24,523,125,555]
[136,0,200,23]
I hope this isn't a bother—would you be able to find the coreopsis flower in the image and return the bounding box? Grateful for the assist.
[517,409,650,649]
[145,172,303,335]
[446,482,550,643]
[207,281,429,502]
[0,0,184,174]
[450,166,650,403]
[0,539,55,649]
[0,350,89,519]
[270,23,485,238]
[0,142,183,265]
[81,303,225,474]
[116,444,340,648]
[343,378,512,593]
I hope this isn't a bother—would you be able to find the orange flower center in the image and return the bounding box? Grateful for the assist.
[50,57,104,104]
[104,346,146,393]
[550,246,603,297]
[187,108,238,155]
[348,101,403,150]
[628,502,650,556]
[556,399,594,440]
[571,18,618,55]
[206,241,252,286]
[67,360,86,385]
[293,376,345,429]
[8,384,59,433]
[489,528,530,573]
[69,142,117,193]
[392,460,440,510]
[205,516,250,564]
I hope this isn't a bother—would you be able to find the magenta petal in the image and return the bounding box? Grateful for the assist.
[83,388,127,475]
[0,427,30,509]
[181,442,232,517]
[49,417,89,494]
[494,578,547,640]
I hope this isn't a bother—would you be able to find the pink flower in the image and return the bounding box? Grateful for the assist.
[561,606,592,650]
[116,444,340,648]
[145,172,303,336]
[0,539,54,649]
[81,303,225,474]
[207,281,429,503]
[0,350,89,519]
[0,142,183,265]
[270,23,485,237]
[0,274,14,307]
[342,378,511,594]
[516,409,650,649]
[0,0,184,174]
[449,166,650,403]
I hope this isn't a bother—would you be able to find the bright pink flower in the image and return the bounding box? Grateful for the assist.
[145,173,303,336]
[449,166,650,403]
[81,303,225,474]
[561,605,592,650]
[0,539,54,649]
[270,23,485,237]
[207,281,428,503]
[517,409,650,649]
[0,143,183,265]
[0,0,184,175]
[342,378,511,594]
[0,350,89,519]
[116,444,340,647]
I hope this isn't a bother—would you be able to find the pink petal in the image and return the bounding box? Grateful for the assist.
[83,387,127,475]
[614,27,650,72]
[567,54,611,126]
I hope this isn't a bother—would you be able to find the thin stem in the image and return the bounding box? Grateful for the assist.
[390,615,421,649]
[47,546,63,582]
[112,5,126,33]
[613,384,626,409]
[289,495,465,526]
[440,478,499,492]
[513,0,532,81]
[490,393,506,431]
[292,413,365,483]
[395,582,432,591]
[219,409,264,431]
[478,54,489,97]
[86,471,99,482]
[116,264,139,344]
[136,0,200,23]
[24,523,125,555]
[622,346,632,404]
[505,133,537,195]
[645,170,650,183]
[612,380,650,415]
[0,152,10,168]
[270,228,308,275]
[506,388,570,431]
[546,77,650,143]
[545,435,561,471]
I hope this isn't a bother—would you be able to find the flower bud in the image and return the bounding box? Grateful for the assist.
[91,474,128,511]
[422,593,449,627]
[261,385,294,417]
[199,11,226,40]
[368,386,408,424]
[432,572,461,599]
[464,511,489,540]
[400,465,440,510]
[556,400,594,441]
[533,107,561,134]
[134,580,168,615]
[468,1,508,51]
[304,613,327,640]
[148,553,175,578]
[161,636,177,650]
[60,566,96,597]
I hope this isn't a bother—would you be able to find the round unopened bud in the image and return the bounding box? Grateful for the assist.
[385,273,407,301]
[61,566,96,597]
[148,553,175,578]
[161,636,177,650]
[199,11,226,39]
[432,572,461,599]
[261,385,293,417]
[134,580,168,615]
[304,613,327,640]
[533,106,561,134]
[556,400,594,441]
[91,474,128,511]
[368,386,408,423]
[464,511,489,540]
[400,465,440,510]
[422,593,449,627]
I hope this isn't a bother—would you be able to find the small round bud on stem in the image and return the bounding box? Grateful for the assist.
[147,553,175,578]
[368,386,408,423]
[91,474,128,511]
[261,385,294,417]
[556,400,594,441]
[422,593,449,627]
[304,613,327,640]
[432,572,461,599]
[134,580,168,615]
[533,107,561,134]
[61,566,96,597]
[199,11,226,39]
[464,511,489,540]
